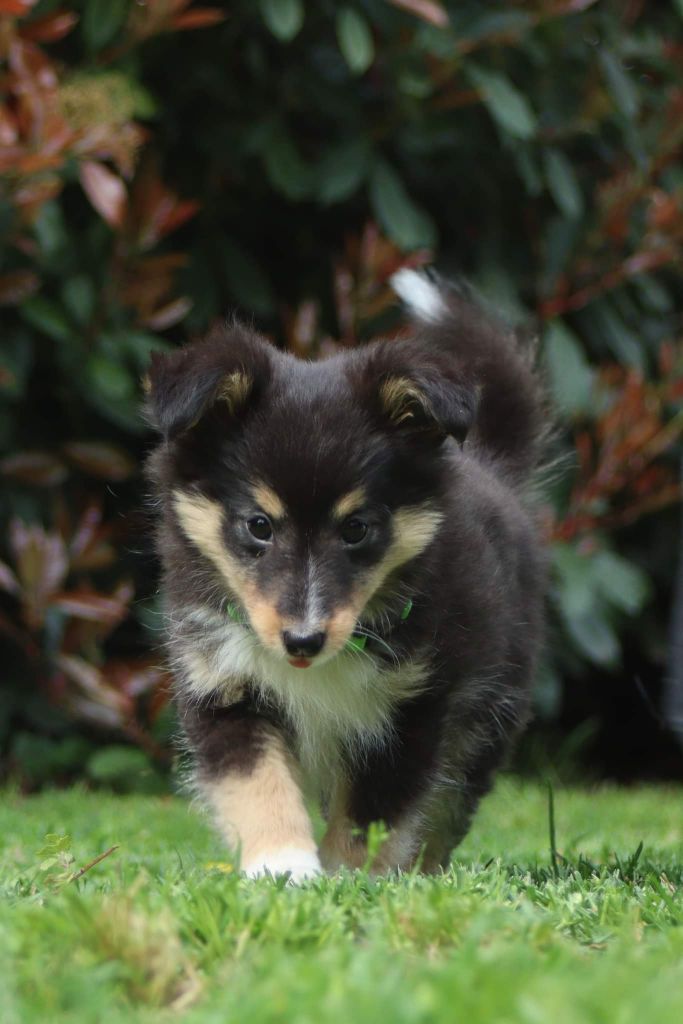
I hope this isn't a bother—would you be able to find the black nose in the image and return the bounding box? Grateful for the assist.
[282,630,326,658]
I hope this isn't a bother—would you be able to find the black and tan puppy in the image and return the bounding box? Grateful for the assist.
[146,271,546,880]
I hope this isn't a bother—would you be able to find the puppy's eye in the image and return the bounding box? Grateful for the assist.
[341,517,368,545]
[247,515,273,541]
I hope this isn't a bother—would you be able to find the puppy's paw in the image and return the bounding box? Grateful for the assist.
[243,846,323,883]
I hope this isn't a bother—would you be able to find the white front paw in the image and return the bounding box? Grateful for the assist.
[243,846,323,883]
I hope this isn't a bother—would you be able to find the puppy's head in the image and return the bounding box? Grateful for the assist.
[147,324,477,667]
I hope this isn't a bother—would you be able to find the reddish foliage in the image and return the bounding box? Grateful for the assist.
[551,359,683,542]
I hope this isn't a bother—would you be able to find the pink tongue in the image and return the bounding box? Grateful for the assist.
[289,657,311,669]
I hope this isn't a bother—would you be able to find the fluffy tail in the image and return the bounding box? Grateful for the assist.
[390,269,546,483]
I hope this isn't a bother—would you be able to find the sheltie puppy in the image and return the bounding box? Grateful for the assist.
[146,270,547,880]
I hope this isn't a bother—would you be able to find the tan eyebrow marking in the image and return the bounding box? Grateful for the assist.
[251,482,286,521]
[331,487,367,522]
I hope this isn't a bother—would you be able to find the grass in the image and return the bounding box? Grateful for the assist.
[0,778,682,1023]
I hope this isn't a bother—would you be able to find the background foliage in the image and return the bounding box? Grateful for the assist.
[1,0,682,790]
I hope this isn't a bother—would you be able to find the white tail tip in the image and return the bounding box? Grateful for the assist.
[390,268,447,324]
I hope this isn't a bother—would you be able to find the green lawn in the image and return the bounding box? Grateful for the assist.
[1,778,681,1023]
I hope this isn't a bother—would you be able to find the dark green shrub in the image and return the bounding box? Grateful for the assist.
[1,0,682,786]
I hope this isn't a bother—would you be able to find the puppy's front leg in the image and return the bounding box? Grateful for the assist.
[182,700,320,881]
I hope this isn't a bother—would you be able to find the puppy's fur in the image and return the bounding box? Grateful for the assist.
[146,271,546,880]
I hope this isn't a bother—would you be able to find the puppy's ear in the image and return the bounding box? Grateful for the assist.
[357,344,478,445]
[145,326,271,438]
[378,370,477,444]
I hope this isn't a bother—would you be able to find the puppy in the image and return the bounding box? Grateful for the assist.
[146,271,546,880]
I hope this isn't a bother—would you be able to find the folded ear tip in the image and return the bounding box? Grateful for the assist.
[145,328,272,439]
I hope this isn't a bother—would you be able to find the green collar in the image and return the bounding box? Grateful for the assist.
[227,602,247,625]
[346,598,413,652]
[225,598,413,653]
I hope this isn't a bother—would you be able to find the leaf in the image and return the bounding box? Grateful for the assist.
[467,65,536,139]
[553,543,597,621]
[261,126,313,200]
[51,590,130,624]
[0,560,19,597]
[336,7,375,75]
[584,299,645,370]
[63,442,135,481]
[543,149,584,220]
[453,10,532,42]
[593,551,651,615]
[144,297,193,330]
[0,270,40,306]
[20,296,74,342]
[33,201,67,258]
[317,140,370,204]
[0,0,35,13]
[9,520,69,623]
[0,451,68,486]
[20,11,79,42]
[171,8,226,30]
[564,611,621,668]
[82,0,128,52]
[260,0,304,41]
[387,0,449,27]
[544,321,593,416]
[79,162,127,229]
[370,161,436,251]
[61,275,95,326]
[86,355,135,402]
[552,544,633,668]
[57,655,130,726]
[599,50,639,119]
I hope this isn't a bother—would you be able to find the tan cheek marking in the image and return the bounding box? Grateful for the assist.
[205,730,317,867]
[173,491,248,596]
[391,505,443,565]
[251,482,286,521]
[325,606,358,651]
[246,595,284,650]
[321,505,443,650]
[331,487,367,522]
[355,504,443,609]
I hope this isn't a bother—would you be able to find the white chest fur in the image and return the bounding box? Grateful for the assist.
[170,607,428,773]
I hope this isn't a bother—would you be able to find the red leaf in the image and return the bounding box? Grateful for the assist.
[20,10,78,42]
[0,270,40,305]
[51,590,130,624]
[56,654,130,726]
[171,8,226,30]
[0,108,18,147]
[143,296,192,330]
[156,198,200,239]
[9,519,69,625]
[387,0,449,27]
[0,450,68,486]
[0,0,36,15]
[79,161,127,229]
[107,659,168,698]
[63,442,136,481]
